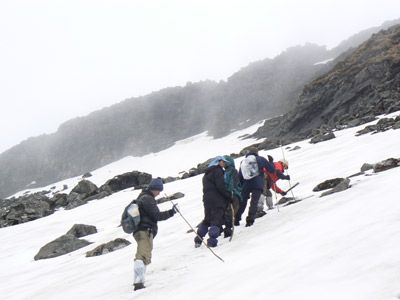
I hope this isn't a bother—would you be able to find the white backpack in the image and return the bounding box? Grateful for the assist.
[241,155,260,180]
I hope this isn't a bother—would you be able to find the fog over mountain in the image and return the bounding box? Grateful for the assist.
[0,20,398,198]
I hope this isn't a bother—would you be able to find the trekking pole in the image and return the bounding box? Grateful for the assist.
[229,203,234,242]
[165,195,224,263]
[280,142,295,199]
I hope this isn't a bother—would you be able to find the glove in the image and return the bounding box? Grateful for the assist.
[267,155,274,163]
[284,175,291,181]
[171,203,179,214]
[280,191,287,196]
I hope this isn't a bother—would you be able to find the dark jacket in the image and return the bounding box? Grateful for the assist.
[202,165,232,208]
[239,152,275,191]
[136,190,174,237]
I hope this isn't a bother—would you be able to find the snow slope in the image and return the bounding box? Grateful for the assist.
[1,113,400,300]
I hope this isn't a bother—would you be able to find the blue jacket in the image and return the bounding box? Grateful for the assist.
[239,152,275,191]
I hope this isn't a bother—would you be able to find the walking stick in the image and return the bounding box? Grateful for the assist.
[165,195,224,262]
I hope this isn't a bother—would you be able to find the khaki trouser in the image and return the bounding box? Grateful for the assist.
[134,230,153,265]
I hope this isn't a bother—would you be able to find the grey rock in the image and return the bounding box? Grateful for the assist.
[313,178,345,192]
[360,163,375,172]
[157,192,185,204]
[321,178,351,197]
[66,224,97,238]
[310,132,336,144]
[99,171,152,193]
[86,238,131,257]
[373,158,400,173]
[34,234,92,260]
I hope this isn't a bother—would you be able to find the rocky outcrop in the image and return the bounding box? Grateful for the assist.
[157,192,185,204]
[310,132,336,144]
[253,24,400,144]
[356,116,400,136]
[0,193,53,228]
[86,238,131,257]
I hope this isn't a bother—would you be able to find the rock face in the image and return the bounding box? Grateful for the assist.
[34,234,92,260]
[86,238,131,257]
[253,24,400,144]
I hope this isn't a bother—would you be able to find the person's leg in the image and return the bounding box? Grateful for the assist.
[255,194,267,218]
[194,207,210,247]
[133,230,153,290]
[223,204,233,238]
[265,189,274,209]
[235,187,250,225]
[207,207,225,247]
[246,189,262,226]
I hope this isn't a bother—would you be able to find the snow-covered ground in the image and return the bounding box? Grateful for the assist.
[1,113,400,300]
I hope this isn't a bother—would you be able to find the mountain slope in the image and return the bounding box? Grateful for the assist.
[255,24,400,141]
[0,112,399,299]
[1,20,399,198]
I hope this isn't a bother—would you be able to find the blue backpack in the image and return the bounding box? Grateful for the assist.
[121,201,141,234]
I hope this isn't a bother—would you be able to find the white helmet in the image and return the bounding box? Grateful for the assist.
[280,158,289,169]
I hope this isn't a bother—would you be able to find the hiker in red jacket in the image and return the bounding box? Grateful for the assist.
[256,158,290,217]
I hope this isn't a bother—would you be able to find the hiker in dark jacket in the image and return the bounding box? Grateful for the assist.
[222,155,242,238]
[236,147,275,227]
[195,156,233,248]
[133,177,177,291]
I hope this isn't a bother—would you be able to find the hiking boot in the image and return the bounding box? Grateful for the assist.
[134,283,145,291]
[194,242,201,248]
[234,220,240,226]
[255,211,267,218]
[245,220,254,227]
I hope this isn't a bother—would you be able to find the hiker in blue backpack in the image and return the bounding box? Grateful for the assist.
[222,155,242,238]
[236,147,275,227]
[194,156,233,248]
[132,178,178,291]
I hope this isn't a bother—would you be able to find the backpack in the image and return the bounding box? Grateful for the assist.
[241,155,260,180]
[121,200,141,234]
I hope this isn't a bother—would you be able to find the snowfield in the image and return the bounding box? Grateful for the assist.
[1,113,400,300]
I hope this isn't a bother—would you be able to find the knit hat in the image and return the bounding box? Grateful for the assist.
[148,177,164,191]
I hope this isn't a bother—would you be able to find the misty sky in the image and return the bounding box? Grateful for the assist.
[1,0,399,154]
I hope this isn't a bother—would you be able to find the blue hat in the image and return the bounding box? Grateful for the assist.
[148,177,164,191]
[208,156,229,167]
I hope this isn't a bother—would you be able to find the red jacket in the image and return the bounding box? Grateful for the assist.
[264,161,288,193]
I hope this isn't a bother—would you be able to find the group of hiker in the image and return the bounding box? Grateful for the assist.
[129,147,291,291]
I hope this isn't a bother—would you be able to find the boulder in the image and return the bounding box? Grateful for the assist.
[313,178,345,192]
[360,163,375,172]
[309,132,336,144]
[99,171,152,193]
[71,180,98,197]
[320,178,351,197]
[373,158,400,173]
[86,238,131,257]
[66,224,97,238]
[157,192,185,204]
[1,194,53,227]
[34,234,92,260]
